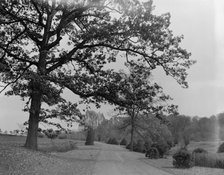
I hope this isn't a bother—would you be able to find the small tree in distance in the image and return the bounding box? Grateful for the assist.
[115,63,177,151]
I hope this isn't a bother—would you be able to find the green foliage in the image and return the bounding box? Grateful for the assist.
[145,147,159,159]
[217,142,224,153]
[173,148,194,168]
[193,152,224,169]
[120,138,127,146]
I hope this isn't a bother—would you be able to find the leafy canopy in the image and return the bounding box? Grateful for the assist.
[0,0,195,116]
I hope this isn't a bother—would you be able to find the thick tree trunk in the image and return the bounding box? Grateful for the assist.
[24,84,42,150]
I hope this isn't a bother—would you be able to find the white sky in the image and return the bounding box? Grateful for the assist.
[0,0,224,131]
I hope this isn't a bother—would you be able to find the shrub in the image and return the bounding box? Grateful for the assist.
[120,138,127,146]
[217,142,224,153]
[44,129,58,140]
[151,141,169,158]
[145,147,159,159]
[144,140,152,151]
[194,152,224,169]
[107,138,112,144]
[134,139,145,153]
[107,138,118,145]
[58,133,67,139]
[37,132,44,138]
[173,148,194,168]
[192,148,208,154]
[126,142,137,150]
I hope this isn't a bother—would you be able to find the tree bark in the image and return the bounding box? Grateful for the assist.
[130,115,134,151]
[24,81,42,150]
[85,126,95,145]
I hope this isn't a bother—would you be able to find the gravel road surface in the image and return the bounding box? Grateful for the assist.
[92,143,173,175]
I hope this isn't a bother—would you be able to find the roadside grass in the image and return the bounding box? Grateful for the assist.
[193,152,224,169]
[0,134,83,152]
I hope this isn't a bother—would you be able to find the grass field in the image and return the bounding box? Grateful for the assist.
[0,134,98,175]
[0,134,84,152]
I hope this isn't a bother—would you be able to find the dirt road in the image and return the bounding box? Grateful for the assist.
[92,143,173,175]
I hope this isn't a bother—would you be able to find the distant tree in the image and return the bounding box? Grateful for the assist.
[116,64,177,151]
[168,115,191,146]
[0,0,195,150]
[84,110,105,145]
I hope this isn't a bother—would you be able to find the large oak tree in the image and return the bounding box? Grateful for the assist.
[0,0,195,150]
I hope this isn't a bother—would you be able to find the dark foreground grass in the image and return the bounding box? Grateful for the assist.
[193,152,224,169]
[0,134,81,152]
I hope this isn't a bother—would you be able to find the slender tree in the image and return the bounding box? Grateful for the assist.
[116,63,176,151]
[0,0,195,150]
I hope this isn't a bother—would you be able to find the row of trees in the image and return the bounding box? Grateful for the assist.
[168,113,224,143]
[92,112,224,151]
[0,0,195,150]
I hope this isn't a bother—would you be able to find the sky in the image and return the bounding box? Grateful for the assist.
[0,0,224,131]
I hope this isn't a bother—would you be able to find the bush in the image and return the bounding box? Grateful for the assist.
[144,140,152,151]
[173,148,194,168]
[120,138,127,146]
[194,152,224,169]
[58,133,67,139]
[217,142,224,153]
[151,141,169,158]
[134,139,145,153]
[107,138,118,145]
[44,129,58,139]
[145,147,159,159]
[37,132,44,138]
[107,138,112,144]
[126,142,137,150]
[192,148,208,154]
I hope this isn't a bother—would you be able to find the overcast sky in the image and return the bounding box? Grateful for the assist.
[0,0,224,131]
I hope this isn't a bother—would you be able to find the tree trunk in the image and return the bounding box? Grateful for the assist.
[130,115,134,151]
[24,83,42,150]
[85,126,95,145]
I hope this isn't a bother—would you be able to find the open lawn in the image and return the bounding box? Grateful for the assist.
[0,134,99,175]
